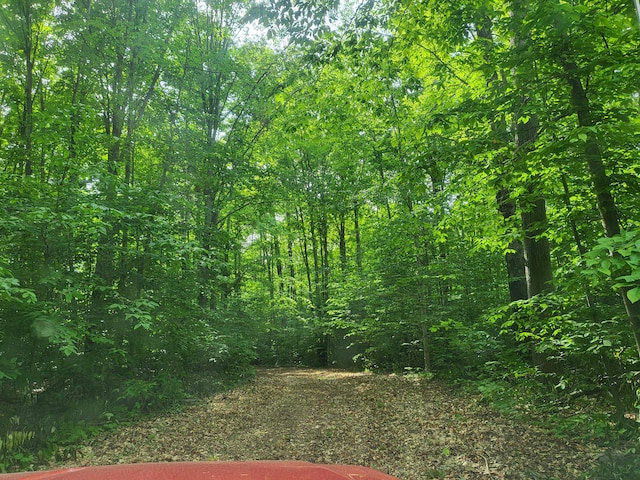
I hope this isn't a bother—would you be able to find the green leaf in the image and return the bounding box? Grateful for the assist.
[619,271,640,283]
[626,287,640,304]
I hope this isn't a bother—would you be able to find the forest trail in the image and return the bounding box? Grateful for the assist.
[53,369,603,479]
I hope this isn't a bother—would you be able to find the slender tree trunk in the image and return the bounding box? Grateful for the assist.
[287,237,296,296]
[296,207,314,305]
[286,213,296,296]
[320,214,330,311]
[338,213,347,273]
[310,214,321,315]
[560,173,596,309]
[421,323,431,372]
[265,234,274,300]
[274,233,284,294]
[23,47,34,177]
[354,204,362,271]
[1,0,45,176]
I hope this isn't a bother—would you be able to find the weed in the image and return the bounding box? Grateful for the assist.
[0,417,36,472]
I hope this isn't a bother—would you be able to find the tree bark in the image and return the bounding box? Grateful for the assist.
[509,0,554,298]
[338,213,347,273]
[515,117,554,298]
[520,196,554,297]
[354,204,363,271]
[274,233,284,294]
[496,189,528,301]
[421,323,431,373]
[562,56,640,356]
[296,207,314,306]
[477,20,528,302]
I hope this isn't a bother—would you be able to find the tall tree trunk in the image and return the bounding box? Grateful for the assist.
[354,204,363,271]
[2,0,44,176]
[421,323,431,372]
[287,237,296,296]
[263,234,274,299]
[513,114,553,298]
[320,214,330,312]
[338,213,347,273]
[286,213,296,296]
[296,207,314,305]
[477,20,528,302]
[520,193,554,297]
[562,56,640,356]
[497,189,528,301]
[510,0,554,298]
[310,213,321,315]
[274,233,284,294]
[560,173,596,309]
[510,0,555,373]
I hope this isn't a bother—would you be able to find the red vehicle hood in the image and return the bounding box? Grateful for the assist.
[0,461,399,480]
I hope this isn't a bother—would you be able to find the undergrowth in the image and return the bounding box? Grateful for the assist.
[463,376,640,480]
[0,369,254,473]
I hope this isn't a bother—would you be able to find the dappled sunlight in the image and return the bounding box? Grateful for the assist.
[258,367,370,381]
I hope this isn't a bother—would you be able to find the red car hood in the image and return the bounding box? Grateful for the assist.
[0,461,399,480]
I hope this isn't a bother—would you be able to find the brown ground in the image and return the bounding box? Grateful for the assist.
[51,368,604,479]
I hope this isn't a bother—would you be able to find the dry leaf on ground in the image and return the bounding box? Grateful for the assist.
[50,368,604,479]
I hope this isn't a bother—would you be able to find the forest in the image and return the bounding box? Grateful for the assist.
[1,0,639,474]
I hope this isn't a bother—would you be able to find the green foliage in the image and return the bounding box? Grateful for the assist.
[487,291,640,422]
[429,319,504,378]
[0,267,37,305]
[0,418,35,473]
[0,0,638,468]
[588,445,640,480]
[584,230,640,303]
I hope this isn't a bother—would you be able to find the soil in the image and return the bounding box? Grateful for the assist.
[50,368,604,479]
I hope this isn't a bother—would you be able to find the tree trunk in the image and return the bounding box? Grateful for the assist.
[496,189,528,301]
[319,214,330,316]
[274,233,284,293]
[510,0,553,297]
[338,213,347,273]
[421,323,431,372]
[510,0,555,372]
[560,173,596,309]
[521,195,554,297]
[477,21,528,302]
[310,213,321,314]
[16,0,36,177]
[296,207,314,306]
[515,116,554,298]
[562,56,640,356]
[287,237,296,296]
[354,204,363,271]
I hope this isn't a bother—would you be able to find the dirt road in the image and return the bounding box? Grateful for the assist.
[56,369,603,479]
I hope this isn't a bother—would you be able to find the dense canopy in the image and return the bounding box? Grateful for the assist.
[1,0,639,474]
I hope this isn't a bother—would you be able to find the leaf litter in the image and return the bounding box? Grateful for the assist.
[50,368,604,479]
